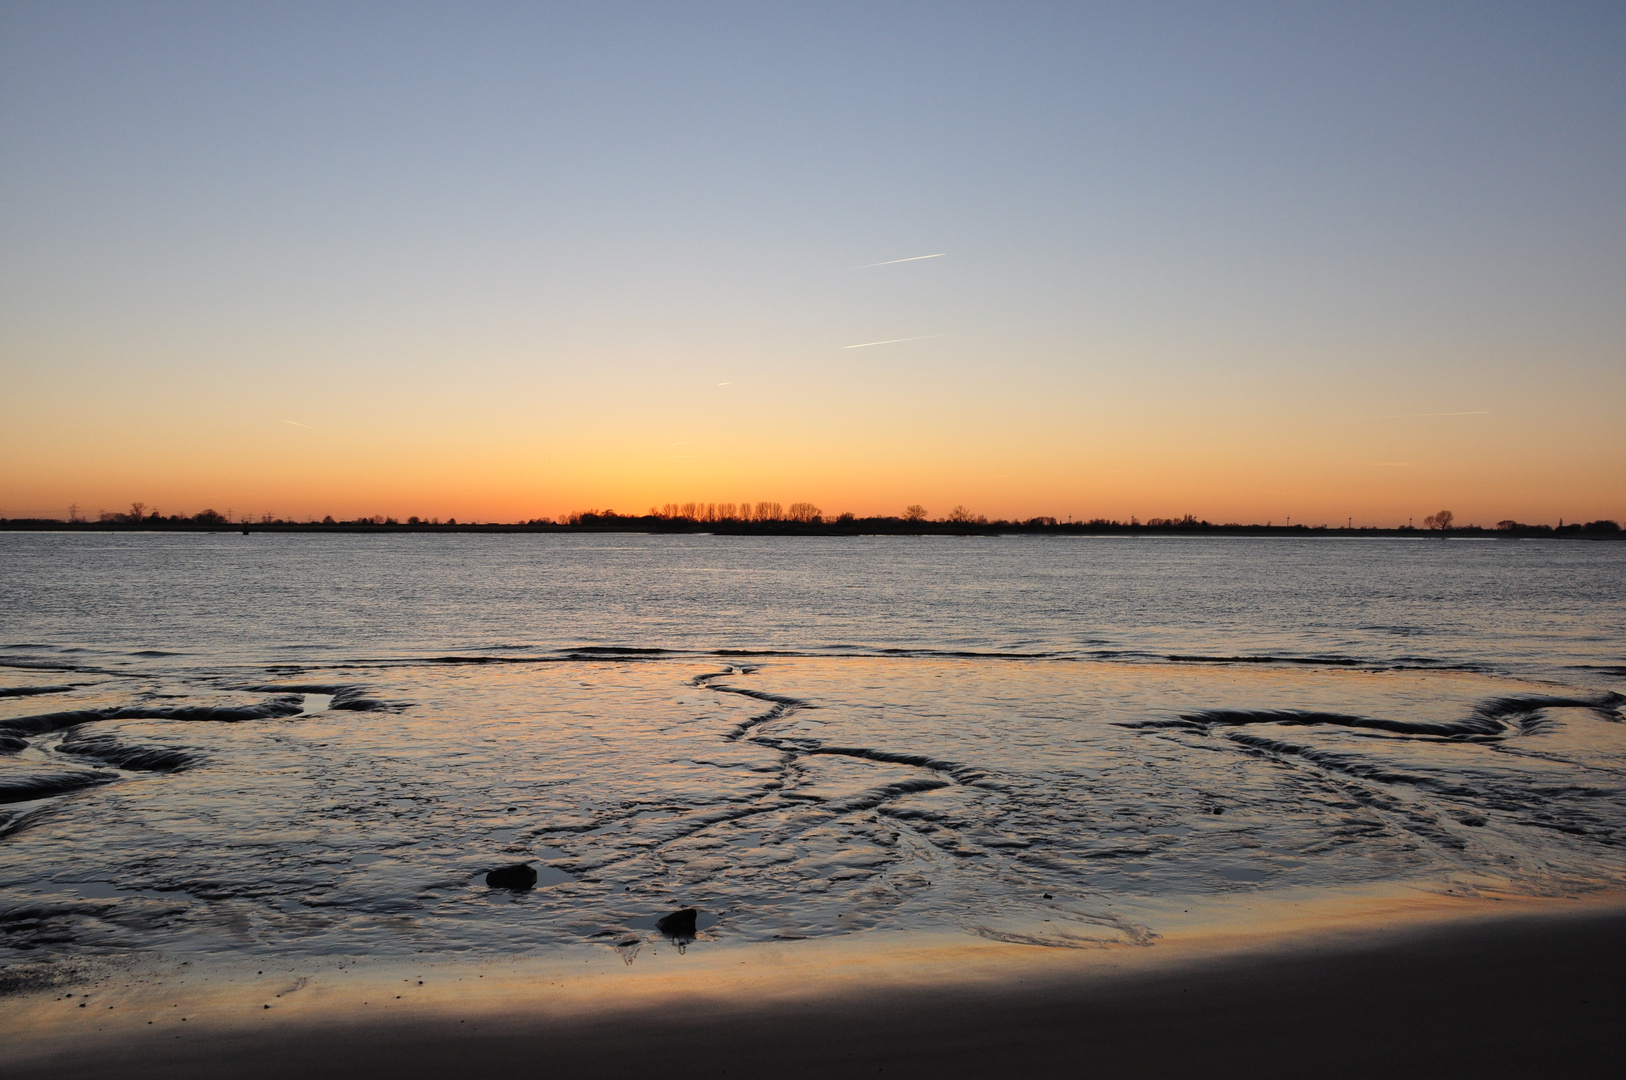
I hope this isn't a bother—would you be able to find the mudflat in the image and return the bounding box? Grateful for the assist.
[4,900,1623,1080]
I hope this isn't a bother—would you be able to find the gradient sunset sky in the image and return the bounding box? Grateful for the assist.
[3,3,1622,525]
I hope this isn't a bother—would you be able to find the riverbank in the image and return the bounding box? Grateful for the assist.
[3,518,1620,539]
[4,895,1622,1079]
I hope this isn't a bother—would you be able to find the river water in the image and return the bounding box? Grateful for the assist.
[2,533,1623,961]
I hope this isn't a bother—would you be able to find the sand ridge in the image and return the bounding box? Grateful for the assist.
[4,893,1623,1079]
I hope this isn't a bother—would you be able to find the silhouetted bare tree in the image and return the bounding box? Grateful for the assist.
[904,504,927,522]
[1423,510,1454,532]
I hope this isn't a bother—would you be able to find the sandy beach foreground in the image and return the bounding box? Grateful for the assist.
[4,896,1623,1079]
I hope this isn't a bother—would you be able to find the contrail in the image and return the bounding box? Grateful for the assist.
[280,419,310,428]
[842,333,955,349]
[1340,410,1491,420]
[856,253,945,268]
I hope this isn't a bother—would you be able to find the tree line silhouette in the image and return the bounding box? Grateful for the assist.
[2,501,1619,538]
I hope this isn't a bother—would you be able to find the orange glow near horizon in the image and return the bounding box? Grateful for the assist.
[4,340,1621,527]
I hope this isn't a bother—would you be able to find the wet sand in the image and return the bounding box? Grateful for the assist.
[4,899,1623,1079]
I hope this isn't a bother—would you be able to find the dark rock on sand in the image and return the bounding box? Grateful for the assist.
[0,735,27,753]
[656,907,698,940]
[485,864,538,891]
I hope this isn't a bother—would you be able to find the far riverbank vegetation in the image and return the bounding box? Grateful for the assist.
[2,502,1620,539]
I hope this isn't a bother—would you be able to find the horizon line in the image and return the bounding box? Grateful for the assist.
[5,511,1617,533]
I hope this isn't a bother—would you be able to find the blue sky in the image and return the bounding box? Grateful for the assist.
[3,2,1622,522]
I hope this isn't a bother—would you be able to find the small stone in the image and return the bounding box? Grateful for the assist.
[485,863,538,891]
[656,907,698,941]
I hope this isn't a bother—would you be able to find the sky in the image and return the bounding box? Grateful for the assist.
[2,2,1623,526]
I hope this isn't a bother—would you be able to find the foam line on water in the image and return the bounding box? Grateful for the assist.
[0,696,307,737]
[0,686,76,698]
[1124,693,1623,741]
[0,771,119,804]
[238,685,394,712]
[55,731,199,772]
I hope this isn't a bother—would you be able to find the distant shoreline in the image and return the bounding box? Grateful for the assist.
[2,517,1621,539]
